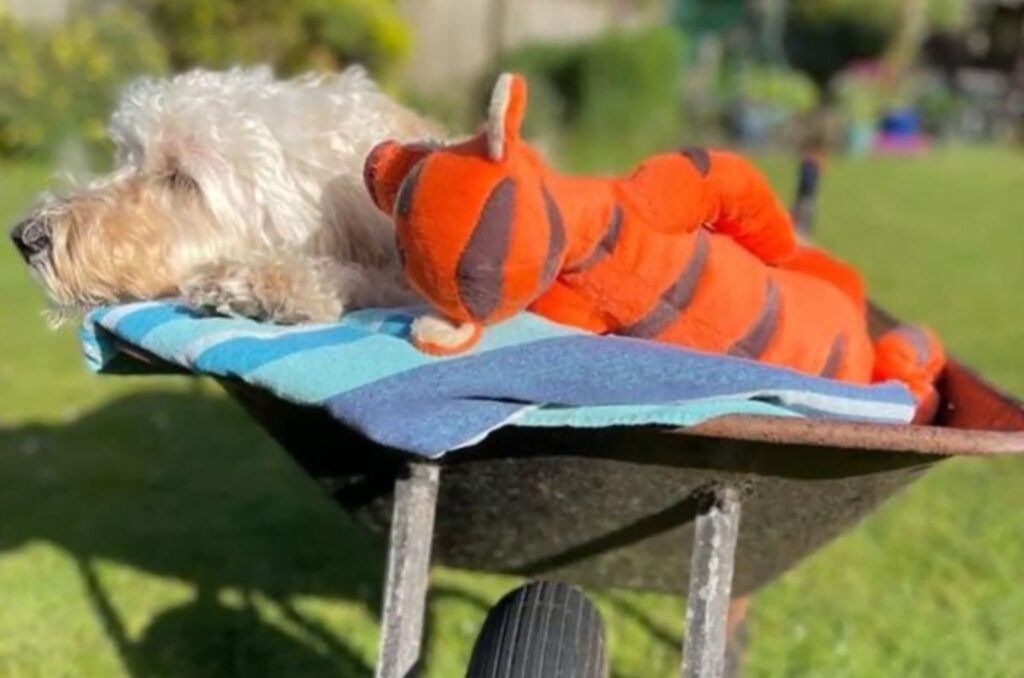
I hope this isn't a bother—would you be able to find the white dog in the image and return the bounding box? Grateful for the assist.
[11,66,441,324]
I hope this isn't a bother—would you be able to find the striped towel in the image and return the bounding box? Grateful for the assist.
[80,301,916,458]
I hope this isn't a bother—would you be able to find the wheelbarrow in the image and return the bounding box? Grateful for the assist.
[93,157,1024,677]
[103,302,1024,678]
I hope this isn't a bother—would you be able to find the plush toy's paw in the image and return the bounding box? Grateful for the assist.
[872,325,946,425]
[410,315,482,355]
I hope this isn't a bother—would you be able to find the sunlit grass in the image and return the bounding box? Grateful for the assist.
[1,144,1022,677]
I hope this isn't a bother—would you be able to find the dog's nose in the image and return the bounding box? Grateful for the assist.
[10,216,52,262]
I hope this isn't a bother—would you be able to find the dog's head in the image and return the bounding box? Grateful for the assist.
[12,162,209,321]
[11,66,426,322]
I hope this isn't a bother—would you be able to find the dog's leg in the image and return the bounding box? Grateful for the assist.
[182,255,344,323]
[181,253,418,323]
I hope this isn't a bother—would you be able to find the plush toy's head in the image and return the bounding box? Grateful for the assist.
[364,73,566,326]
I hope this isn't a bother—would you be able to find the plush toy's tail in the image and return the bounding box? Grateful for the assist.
[872,326,946,422]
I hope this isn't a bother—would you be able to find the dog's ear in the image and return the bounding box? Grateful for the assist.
[485,73,527,161]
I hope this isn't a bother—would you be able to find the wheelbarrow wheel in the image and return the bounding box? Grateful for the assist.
[466,580,607,678]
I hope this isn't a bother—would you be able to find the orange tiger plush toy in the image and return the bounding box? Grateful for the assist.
[364,73,945,417]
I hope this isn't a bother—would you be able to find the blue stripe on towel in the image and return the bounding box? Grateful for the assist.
[111,303,202,341]
[192,325,370,373]
[322,335,912,454]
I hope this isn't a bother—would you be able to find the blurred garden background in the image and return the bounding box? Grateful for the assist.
[1,0,1024,676]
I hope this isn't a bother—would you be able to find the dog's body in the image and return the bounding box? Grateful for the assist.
[11,66,440,323]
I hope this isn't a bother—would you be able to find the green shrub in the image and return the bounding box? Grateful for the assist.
[832,72,900,126]
[914,78,963,138]
[493,26,686,171]
[573,28,684,148]
[0,7,168,158]
[719,65,820,148]
[0,0,411,160]
[139,0,411,84]
[735,65,818,114]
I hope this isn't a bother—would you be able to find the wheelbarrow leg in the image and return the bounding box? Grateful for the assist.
[375,462,440,678]
[681,487,742,678]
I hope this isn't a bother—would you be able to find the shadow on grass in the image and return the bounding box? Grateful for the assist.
[0,385,690,676]
[0,387,388,677]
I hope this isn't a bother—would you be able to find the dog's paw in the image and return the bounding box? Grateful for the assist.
[181,260,343,324]
[181,268,272,320]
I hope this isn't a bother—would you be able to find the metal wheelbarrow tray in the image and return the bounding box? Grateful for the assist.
[115,305,1024,677]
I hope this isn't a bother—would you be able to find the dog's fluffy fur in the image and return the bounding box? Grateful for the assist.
[15,66,441,324]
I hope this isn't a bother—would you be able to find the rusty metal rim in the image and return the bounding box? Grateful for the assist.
[678,414,1024,456]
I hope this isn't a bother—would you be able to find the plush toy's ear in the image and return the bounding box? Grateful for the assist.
[485,73,527,161]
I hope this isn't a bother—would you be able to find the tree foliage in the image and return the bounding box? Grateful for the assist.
[0,6,168,157]
[136,0,411,82]
[783,0,970,91]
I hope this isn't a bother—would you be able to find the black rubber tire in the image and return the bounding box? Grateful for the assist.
[466,580,608,678]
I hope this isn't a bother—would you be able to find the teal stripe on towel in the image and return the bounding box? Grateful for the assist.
[517,398,799,429]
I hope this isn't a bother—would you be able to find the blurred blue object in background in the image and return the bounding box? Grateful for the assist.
[879,108,922,137]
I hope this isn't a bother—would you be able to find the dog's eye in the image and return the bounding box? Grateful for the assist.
[164,168,199,194]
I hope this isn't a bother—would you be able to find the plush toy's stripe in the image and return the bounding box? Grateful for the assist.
[892,325,932,366]
[618,230,710,339]
[679,146,711,176]
[820,334,847,378]
[565,203,622,274]
[395,157,426,218]
[872,326,945,404]
[457,177,517,320]
[727,279,781,359]
[538,184,567,293]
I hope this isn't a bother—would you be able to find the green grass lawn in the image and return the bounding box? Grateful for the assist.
[1,145,1023,678]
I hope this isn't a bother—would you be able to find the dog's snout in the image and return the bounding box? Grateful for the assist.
[10,216,52,261]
